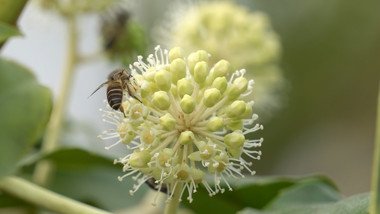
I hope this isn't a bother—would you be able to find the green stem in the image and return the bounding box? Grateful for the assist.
[0,176,111,214]
[33,12,78,186]
[370,83,380,214]
[164,182,184,214]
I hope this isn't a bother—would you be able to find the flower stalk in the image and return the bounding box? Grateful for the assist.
[33,7,78,186]
[370,84,380,214]
[0,176,111,214]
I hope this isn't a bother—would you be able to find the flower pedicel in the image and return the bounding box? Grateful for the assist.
[98,46,263,203]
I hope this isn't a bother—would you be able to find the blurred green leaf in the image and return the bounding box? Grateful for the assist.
[0,58,52,178]
[26,148,147,211]
[183,175,337,214]
[238,193,369,214]
[0,22,21,43]
[264,180,341,210]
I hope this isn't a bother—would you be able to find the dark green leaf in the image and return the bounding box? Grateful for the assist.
[182,175,337,214]
[0,22,21,43]
[26,148,147,211]
[0,58,52,178]
[238,193,369,214]
[265,179,342,210]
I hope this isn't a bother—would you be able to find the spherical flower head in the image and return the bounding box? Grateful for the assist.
[98,46,263,204]
[156,1,285,119]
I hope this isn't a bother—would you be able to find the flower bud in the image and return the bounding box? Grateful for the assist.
[129,150,151,168]
[158,152,171,167]
[226,100,246,118]
[224,131,245,148]
[176,164,191,180]
[193,61,208,84]
[152,91,170,110]
[141,129,155,145]
[169,47,185,62]
[203,88,221,107]
[191,168,205,184]
[200,145,215,160]
[239,103,253,119]
[154,69,171,91]
[212,77,227,94]
[177,78,194,98]
[187,50,209,75]
[160,113,176,130]
[122,130,136,145]
[170,58,187,83]
[179,131,195,145]
[206,116,223,132]
[225,119,243,131]
[225,84,241,100]
[180,95,195,114]
[233,77,248,94]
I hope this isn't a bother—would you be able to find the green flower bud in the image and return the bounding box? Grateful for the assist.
[213,60,232,77]
[169,47,185,62]
[170,58,187,83]
[233,77,248,94]
[206,117,223,132]
[180,95,195,114]
[187,50,209,75]
[122,130,136,145]
[152,91,170,110]
[176,164,191,180]
[141,129,155,145]
[144,67,157,82]
[179,131,195,145]
[212,77,227,94]
[225,84,241,100]
[140,81,154,98]
[203,88,221,107]
[158,152,171,167]
[200,145,215,160]
[129,150,151,168]
[171,85,178,97]
[193,61,209,84]
[240,103,253,119]
[225,119,243,131]
[160,113,176,130]
[177,78,194,98]
[154,69,171,91]
[224,131,245,148]
[226,100,246,118]
[228,147,243,159]
[191,168,206,184]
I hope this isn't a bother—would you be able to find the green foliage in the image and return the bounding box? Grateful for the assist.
[183,175,369,214]
[183,175,341,214]
[239,194,369,214]
[23,148,147,211]
[0,22,21,43]
[0,58,52,178]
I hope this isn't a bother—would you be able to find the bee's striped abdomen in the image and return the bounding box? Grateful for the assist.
[107,84,123,110]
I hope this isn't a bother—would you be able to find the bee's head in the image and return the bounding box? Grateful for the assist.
[108,68,130,81]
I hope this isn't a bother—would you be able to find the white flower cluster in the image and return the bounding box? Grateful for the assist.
[98,46,263,203]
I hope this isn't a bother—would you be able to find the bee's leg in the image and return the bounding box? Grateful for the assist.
[119,105,126,117]
[131,95,142,103]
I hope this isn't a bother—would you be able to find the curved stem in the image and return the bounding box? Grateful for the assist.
[370,83,380,214]
[164,182,184,214]
[0,176,111,214]
[33,12,78,186]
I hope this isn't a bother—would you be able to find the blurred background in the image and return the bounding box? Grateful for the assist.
[2,0,379,199]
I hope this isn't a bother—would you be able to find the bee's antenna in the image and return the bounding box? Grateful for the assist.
[88,82,108,98]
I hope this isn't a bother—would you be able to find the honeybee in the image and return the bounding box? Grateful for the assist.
[145,177,168,194]
[90,69,142,117]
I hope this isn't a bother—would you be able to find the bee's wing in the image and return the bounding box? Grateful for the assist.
[88,81,108,98]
